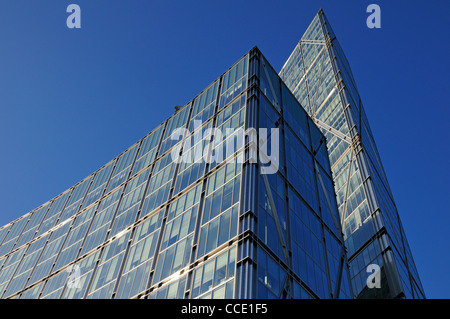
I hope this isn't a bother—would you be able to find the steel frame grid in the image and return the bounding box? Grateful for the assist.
[279,9,424,299]
[235,47,352,300]
[0,46,353,300]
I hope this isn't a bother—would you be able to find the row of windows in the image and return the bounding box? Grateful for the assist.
[208,101,246,172]
[58,177,92,223]
[149,275,187,299]
[132,125,164,176]
[189,80,219,131]
[197,204,239,259]
[81,186,123,257]
[202,175,240,225]
[82,161,115,209]
[254,73,353,299]
[257,173,288,262]
[151,186,203,285]
[279,44,304,94]
[54,204,97,272]
[13,204,50,249]
[260,57,281,111]
[221,57,248,99]
[257,246,288,298]
[310,61,336,116]
[115,209,163,299]
[192,246,236,299]
[0,53,243,299]
[345,216,374,258]
[173,122,212,195]
[0,218,30,258]
[108,167,151,239]
[36,190,72,238]
[316,165,341,237]
[159,103,191,156]
[148,246,237,300]
[0,89,249,298]
[285,127,318,212]
[278,19,365,294]
[0,54,248,263]
[87,231,130,298]
[106,145,138,193]
[282,84,311,148]
[0,48,355,300]
[10,209,164,299]
[334,155,356,202]
[141,152,176,215]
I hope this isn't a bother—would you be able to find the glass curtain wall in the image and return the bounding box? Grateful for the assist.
[280,10,424,299]
[0,46,352,299]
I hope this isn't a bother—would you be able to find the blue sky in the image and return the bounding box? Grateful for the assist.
[0,0,448,298]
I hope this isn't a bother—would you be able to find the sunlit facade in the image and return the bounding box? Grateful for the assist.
[0,47,352,299]
[280,10,424,298]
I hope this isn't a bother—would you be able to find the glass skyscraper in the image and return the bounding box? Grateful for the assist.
[0,47,353,299]
[280,9,424,298]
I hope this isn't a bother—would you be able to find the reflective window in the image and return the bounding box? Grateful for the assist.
[197,160,240,259]
[149,275,187,299]
[152,185,202,286]
[59,176,93,221]
[132,125,164,175]
[25,222,73,289]
[0,217,29,258]
[173,122,211,195]
[0,237,47,298]
[260,56,281,111]
[14,203,50,248]
[159,104,191,155]
[82,161,115,209]
[257,247,288,298]
[116,209,164,299]
[108,167,151,239]
[39,268,69,299]
[0,225,11,247]
[0,247,27,286]
[141,153,176,216]
[36,191,71,237]
[191,246,236,299]
[106,144,138,193]
[190,80,219,130]
[81,187,123,256]
[209,96,246,171]
[288,187,328,298]
[54,204,97,271]
[61,250,100,299]
[87,231,131,298]
[219,56,248,109]
[281,83,310,147]
[285,127,317,211]
[20,282,44,299]
[257,172,287,261]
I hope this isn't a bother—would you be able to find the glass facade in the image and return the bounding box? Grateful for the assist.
[0,46,352,299]
[280,10,425,298]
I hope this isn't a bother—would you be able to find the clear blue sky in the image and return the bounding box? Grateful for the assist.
[0,0,448,298]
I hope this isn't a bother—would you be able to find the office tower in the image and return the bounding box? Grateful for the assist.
[280,10,424,298]
[0,47,352,299]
